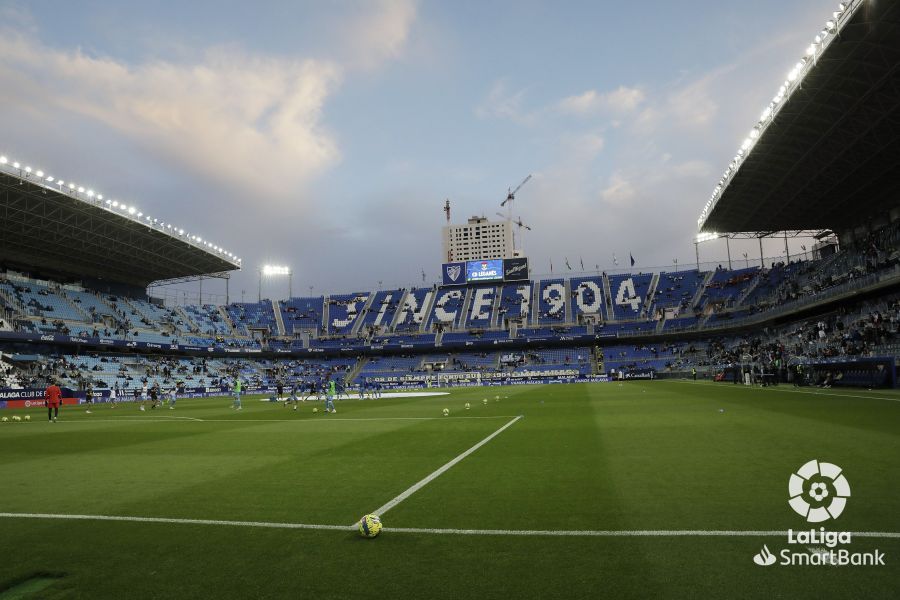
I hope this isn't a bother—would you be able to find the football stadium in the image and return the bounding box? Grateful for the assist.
[1,1,899,598]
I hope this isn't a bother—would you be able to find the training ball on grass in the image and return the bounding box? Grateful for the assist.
[465,402,470,410]
[482,398,488,405]
[1,417,7,422]
[442,408,449,416]
[358,514,382,538]
[12,416,21,422]
[23,415,30,421]
[312,407,318,413]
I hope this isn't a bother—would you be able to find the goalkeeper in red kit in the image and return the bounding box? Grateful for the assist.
[45,381,62,422]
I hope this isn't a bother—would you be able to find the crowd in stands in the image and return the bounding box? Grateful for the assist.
[1,222,898,390]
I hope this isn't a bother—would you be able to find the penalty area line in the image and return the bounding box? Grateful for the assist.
[0,513,897,539]
[362,415,523,522]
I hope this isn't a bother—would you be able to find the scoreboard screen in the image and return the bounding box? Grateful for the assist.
[466,259,503,283]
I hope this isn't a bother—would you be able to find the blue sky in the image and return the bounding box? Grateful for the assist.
[0,0,832,301]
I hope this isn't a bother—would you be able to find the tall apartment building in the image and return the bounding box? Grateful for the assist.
[442,216,515,262]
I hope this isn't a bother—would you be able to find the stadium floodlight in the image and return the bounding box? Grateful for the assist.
[0,156,6,164]
[87,190,94,197]
[46,176,54,182]
[97,194,102,200]
[178,229,184,235]
[260,265,291,300]
[12,162,20,168]
[695,231,720,244]
[57,180,64,186]
[129,207,136,215]
[68,183,75,190]
[36,170,44,177]
[112,200,119,208]
[25,166,32,173]
[77,186,85,193]
[262,265,290,276]
[825,20,835,30]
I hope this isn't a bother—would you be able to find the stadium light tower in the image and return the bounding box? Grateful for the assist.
[259,265,292,302]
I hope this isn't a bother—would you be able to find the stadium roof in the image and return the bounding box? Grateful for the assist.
[698,0,900,234]
[0,157,242,288]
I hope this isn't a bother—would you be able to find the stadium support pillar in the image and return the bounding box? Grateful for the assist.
[199,277,203,305]
[258,270,262,303]
[759,237,765,268]
[784,232,790,263]
[226,277,230,305]
[694,242,700,270]
[726,237,732,270]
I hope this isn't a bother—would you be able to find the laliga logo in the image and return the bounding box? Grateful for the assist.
[788,459,850,522]
[446,265,461,281]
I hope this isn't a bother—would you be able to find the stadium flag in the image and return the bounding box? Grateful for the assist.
[565,258,572,270]
[550,258,554,273]
[580,257,584,270]
[630,253,635,267]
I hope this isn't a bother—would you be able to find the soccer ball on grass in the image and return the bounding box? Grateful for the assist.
[442,408,449,416]
[358,514,382,538]
[1,417,7,422]
[312,407,318,413]
[465,402,470,410]
[23,415,30,421]
[12,416,22,422]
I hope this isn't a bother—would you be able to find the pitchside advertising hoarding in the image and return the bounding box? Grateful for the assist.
[441,258,529,286]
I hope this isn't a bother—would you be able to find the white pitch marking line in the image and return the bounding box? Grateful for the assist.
[670,379,900,403]
[0,512,351,531]
[384,527,900,538]
[64,416,520,424]
[363,415,523,522]
[1,513,898,540]
[89,415,204,422]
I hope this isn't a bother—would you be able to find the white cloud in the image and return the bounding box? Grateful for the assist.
[341,0,418,70]
[666,77,719,128]
[600,172,638,205]
[558,86,645,116]
[475,80,535,124]
[0,32,342,199]
[559,132,605,162]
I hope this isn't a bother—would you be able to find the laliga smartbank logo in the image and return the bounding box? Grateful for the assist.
[788,459,850,522]
[752,460,885,567]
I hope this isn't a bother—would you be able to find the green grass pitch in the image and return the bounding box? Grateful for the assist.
[0,381,898,599]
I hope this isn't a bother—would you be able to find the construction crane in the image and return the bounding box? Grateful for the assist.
[501,174,532,208]
[496,213,532,255]
[443,199,451,223]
